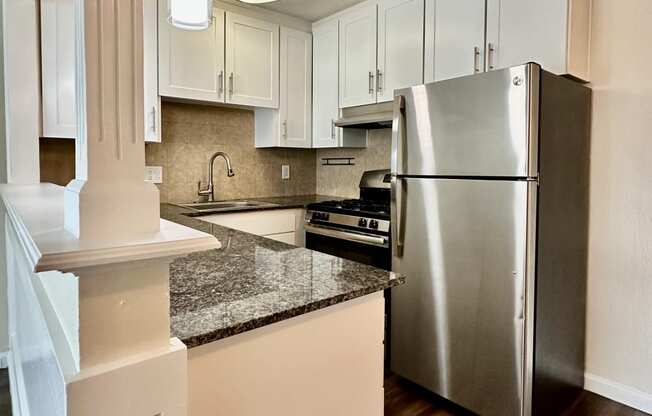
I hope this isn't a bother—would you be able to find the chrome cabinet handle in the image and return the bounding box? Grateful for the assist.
[376,69,383,93]
[229,72,234,95]
[391,95,406,257]
[282,120,288,138]
[218,70,224,95]
[331,119,335,139]
[473,46,481,73]
[368,71,375,94]
[487,43,496,70]
[151,106,157,133]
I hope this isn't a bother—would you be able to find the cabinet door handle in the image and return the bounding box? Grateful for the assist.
[376,69,383,93]
[218,70,224,95]
[473,47,481,73]
[229,72,234,95]
[331,119,336,139]
[151,106,157,133]
[487,43,496,70]
[368,71,375,94]
[282,120,288,138]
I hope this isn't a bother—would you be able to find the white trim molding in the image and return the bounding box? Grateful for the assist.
[585,373,652,414]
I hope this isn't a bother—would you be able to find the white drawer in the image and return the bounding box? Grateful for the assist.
[200,209,301,236]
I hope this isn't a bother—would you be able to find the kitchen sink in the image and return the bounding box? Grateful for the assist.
[175,200,279,213]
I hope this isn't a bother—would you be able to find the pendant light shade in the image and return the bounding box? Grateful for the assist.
[168,0,214,31]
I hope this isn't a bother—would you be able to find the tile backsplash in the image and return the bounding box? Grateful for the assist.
[315,129,392,198]
[146,102,316,203]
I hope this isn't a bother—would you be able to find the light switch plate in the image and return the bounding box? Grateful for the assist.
[145,166,163,184]
[281,164,290,180]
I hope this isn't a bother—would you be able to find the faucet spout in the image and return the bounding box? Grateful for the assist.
[198,151,235,202]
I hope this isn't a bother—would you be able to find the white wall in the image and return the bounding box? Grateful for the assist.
[585,0,652,412]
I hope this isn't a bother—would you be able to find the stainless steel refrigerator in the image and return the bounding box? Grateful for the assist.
[389,63,591,416]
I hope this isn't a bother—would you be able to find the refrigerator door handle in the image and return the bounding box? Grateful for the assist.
[391,95,406,175]
[391,176,405,257]
[391,95,406,257]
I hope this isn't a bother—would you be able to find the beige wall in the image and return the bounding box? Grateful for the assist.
[316,129,392,198]
[146,102,316,203]
[585,0,652,406]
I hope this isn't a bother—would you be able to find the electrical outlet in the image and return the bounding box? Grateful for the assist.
[281,164,290,180]
[145,166,163,184]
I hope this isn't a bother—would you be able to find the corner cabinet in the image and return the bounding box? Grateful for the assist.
[425,0,591,83]
[255,27,312,148]
[40,0,76,138]
[40,0,161,142]
[338,0,424,108]
[312,20,341,148]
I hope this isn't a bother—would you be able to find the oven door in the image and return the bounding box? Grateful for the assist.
[304,224,391,271]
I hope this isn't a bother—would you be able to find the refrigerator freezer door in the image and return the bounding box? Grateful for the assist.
[391,63,539,178]
[390,178,534,416]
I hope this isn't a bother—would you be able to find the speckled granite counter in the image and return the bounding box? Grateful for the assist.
[162,199,404,348]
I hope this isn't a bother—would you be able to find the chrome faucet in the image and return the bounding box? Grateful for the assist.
[198,151,235,202]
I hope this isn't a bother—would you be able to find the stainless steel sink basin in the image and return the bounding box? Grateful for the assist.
[175,200,279,213]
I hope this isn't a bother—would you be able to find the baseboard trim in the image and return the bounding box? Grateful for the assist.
[8,336,31,416]
[0,351,8,369]
[585,372,652,414]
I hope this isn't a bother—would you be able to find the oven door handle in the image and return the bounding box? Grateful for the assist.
[305,224,388,248]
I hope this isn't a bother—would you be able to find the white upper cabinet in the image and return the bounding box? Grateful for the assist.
[158,4,226,102]
[485,0,590,81]
[424,0,486,83]
[143,0,161,143]
[377,0,424,102]
[226,13,279,108]
[279,28,312,147]
[40,0,76,139]
[312,20,340,148]
[339,4,378,108]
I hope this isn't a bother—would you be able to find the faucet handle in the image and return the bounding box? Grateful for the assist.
[197,180,210,196]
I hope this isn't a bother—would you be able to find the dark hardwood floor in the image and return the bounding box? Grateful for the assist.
[384,372,650,416]
[0,369,10,416]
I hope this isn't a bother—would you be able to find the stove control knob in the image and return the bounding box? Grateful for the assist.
[358,218,368,228]
[323,213,330,221]
[312,212,320,220]
[369,220,379,229]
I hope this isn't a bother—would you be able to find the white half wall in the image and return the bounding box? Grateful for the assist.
[586,0,652,412]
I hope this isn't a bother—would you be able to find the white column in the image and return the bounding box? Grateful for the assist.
[65,0,159,239]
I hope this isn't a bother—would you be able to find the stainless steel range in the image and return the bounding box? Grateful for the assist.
[304,170,392,271]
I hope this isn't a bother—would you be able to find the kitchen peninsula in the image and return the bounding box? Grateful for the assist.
[162,202,404,415]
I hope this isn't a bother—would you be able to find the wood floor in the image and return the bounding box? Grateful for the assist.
[0,368,646,415]
[384,372,650,416]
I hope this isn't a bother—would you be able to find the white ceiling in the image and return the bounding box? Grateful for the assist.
[256,0,365,22]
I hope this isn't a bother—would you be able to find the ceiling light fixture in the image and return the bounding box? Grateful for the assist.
[168,0,214,31]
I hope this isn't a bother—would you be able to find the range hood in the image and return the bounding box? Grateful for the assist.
[334,102,394,129]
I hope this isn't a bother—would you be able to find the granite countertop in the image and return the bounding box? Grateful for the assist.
[162,196,405,348]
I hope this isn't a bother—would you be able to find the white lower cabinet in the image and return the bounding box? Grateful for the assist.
[255,27,312,148]
[199,209,304,246]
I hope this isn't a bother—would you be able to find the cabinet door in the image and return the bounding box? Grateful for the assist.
[143,0,161,142]
[279,28,312,148]
[424,0,486,82]
[40,0,76,139]
[158,4,225,102]
[312,20,340,148]
[339,4,377,108]
[226,13,279,108]
[377,0,424,103]
[486,0,587,79]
